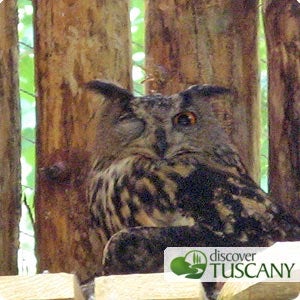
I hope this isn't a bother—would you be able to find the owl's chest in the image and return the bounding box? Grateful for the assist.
[98,156,197,228]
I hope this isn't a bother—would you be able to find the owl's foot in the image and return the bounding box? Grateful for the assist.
[102,225,220,275]
[102,228,164,275]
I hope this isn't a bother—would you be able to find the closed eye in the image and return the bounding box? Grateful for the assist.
[115,115,145,140]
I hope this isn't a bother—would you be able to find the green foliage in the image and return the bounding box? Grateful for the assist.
[18,0,36,274]
[19,0,35,193]
[259,9,269,192]
[131,0,146,95]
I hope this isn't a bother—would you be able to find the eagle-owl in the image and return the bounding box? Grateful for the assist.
[87,80,300,277]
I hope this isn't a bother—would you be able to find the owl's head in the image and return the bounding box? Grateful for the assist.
[87,80,232,162]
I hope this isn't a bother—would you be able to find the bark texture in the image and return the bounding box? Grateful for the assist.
[34,0,131,281]
[145,0,260,181]
[0,0,21,275]
[263,0,300,219]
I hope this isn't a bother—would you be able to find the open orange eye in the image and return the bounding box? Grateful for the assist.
[173,111,197,126]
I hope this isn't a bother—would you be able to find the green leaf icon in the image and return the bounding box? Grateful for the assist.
[170,250,207,279]
[170,256,196,275]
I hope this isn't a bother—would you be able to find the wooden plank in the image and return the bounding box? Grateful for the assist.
[145,0,260,181]
[218,242,300,299]
[263,0,300,220]
[0,273,85,300]
[0,0,21,275]
[218,282,300,300]
[33,0,132,281]
[95,273,206,300]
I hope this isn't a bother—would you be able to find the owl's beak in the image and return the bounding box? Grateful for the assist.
[153,128,168,158]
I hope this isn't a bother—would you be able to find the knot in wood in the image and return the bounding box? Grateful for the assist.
[44,161,70,183]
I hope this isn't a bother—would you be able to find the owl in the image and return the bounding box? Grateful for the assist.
[87,80,300,278]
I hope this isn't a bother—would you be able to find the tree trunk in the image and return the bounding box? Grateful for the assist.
[0,0,21,275]
[263,0,300,219]
[145,0,260,182]
[34,0,132,281]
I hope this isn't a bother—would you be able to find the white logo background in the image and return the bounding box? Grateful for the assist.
[165,243,300,282]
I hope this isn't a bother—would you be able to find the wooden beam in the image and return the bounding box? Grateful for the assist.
[219,242,300,299]
[218,282,300,300]
[0,273,84,300]
[95,273,206,299]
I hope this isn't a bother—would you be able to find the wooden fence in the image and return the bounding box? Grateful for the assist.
[0,0,299,291]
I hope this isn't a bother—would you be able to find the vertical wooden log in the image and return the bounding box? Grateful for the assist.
[0,0,21,275]
[34,0,131,281]
[263,0,300,219]
[145,0,260,181]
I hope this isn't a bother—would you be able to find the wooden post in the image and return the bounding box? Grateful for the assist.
[0,0,21,275]
[145,0,260,182]
[263,0,300,219]
[33,0,132,281]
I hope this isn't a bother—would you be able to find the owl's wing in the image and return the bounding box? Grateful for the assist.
[211,144,249,176]
[174,161,300,246]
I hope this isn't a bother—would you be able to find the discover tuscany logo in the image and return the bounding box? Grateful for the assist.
[165,243,300,282]
[170,250,208,279]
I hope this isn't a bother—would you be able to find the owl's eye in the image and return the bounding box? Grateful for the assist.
[173,111,197,126]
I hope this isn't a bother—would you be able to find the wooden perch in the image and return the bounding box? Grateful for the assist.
[95,273,206,299]
[0,273,84,300]
[218,242,300,300]
[218,282,300,300]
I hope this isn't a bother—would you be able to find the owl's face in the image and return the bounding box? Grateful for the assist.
[87,81,231,162]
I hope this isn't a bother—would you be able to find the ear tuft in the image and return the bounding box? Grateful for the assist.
[182,84,231,98]
[86,80,133,101]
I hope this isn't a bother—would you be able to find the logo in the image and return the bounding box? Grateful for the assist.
[165,244,300,282]
[170,250,207,279]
